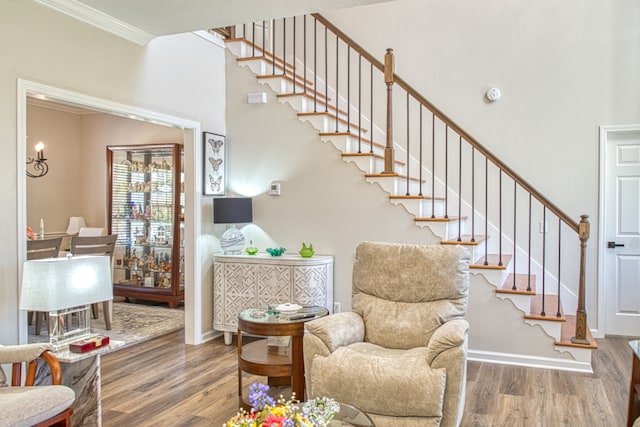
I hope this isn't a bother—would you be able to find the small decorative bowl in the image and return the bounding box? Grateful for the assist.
[266,247,286,256]
[245,246,259,255]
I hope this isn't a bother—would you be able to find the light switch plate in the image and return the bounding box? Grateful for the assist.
[269,181,281,196]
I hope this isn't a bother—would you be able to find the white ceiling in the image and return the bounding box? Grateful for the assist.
[34,0,394,44]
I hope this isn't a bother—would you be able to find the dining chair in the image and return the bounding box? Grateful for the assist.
[26,237,63,336]
[70,234,117,330]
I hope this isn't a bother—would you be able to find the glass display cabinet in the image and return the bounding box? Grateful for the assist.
[107,144,184,308]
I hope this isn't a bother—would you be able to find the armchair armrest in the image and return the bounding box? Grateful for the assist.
[426,318,469,364]
[305,312,365,352]
[0,343,52,364]
[0,344,61,386]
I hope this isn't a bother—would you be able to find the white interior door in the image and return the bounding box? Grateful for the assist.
[603,127,640,336]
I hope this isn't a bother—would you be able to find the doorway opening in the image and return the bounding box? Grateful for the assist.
[18,79,204,345]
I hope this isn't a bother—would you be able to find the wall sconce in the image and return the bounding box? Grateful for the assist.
[26,141,49,178]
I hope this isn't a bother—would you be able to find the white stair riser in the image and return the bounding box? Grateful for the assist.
[470,268,510,289]
[416,220,463,241]
[555,345,592,363]
[239,57,273,76]
[342,156,404,175]
[366,176,423,197]
[225,40,246,57]
[279,94,329,115]
[320,134,384,157]
[257,76,310,96]
[390,198,444,218]
[525,319,562,341]
[496,293,531,313]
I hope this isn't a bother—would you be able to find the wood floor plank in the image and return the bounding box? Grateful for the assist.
[493,394,526,427]
[99,331,634,427]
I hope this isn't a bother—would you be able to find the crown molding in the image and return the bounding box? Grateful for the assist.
[33,0,155,46]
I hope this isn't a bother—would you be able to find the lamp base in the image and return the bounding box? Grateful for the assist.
[49,305,92,351]
[220,224,246,254]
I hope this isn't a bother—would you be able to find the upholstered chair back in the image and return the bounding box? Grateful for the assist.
[352,242,470,349]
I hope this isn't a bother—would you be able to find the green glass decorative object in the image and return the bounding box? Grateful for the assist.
[266,247,286,256]
[245,240,258,255]
[299,243,314,258]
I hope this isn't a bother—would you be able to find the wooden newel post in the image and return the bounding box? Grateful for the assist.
[571,214,590,345]
[383,48,395,174]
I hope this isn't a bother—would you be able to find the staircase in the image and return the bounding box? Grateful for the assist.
[219,14,597,371]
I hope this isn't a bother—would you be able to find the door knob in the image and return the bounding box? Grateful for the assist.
[607,241,625,249]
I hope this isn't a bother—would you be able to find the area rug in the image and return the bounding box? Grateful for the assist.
[28,302,185,351]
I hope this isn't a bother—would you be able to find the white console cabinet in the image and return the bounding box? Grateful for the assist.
[213,253,334,344]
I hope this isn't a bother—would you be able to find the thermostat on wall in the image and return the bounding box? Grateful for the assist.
[269,181,281,196]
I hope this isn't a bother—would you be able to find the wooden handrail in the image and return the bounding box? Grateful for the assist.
[312,13,579,233]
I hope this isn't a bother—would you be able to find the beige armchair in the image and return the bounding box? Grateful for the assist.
[0,343,75,426]
[303,242,470,427]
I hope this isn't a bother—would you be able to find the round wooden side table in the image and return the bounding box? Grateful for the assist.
[237,307,329,410]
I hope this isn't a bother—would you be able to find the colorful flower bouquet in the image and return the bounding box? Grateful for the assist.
[226,383,339,427]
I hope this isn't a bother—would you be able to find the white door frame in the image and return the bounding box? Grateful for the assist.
[17,79,203,345]
[598,123,640,337]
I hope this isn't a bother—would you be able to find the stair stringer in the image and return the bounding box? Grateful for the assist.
[224,40,593,372]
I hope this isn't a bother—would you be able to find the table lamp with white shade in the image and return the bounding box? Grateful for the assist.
[20,255,113,351]
[66,216,87,235]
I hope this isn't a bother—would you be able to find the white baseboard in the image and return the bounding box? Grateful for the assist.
[468,349,593,373]
[201,329,222,343]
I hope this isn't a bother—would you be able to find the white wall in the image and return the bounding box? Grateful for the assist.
[0,1,225,345]
[321,0,640,332]
[27,105,84,233]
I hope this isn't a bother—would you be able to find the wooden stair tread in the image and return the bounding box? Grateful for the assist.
[389,195,445,200]
[440,235,487,245]
[257,73,314,87]
[556,314,598,349]
[415,216,467,222]
[319,132,385,150]
[496,273,536,295]
[277,91,331,104]
[524,294,565,322]
[365,173,425,183]
[471,254,512,269]
[228,38,298,73]
[342,152,407,166]
[237,57,313,87]
[298,111,369,134]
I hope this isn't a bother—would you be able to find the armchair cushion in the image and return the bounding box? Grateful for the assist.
[310,343,446,417]
[353,293,465,350]
[352,243,469,349]
[0,386,75,427]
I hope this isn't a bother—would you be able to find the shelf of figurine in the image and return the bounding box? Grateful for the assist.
[112,202,174,222]
[116,271,172,289]
[111,179,184,194]
[117,158,173,174]
[116,248,172,273]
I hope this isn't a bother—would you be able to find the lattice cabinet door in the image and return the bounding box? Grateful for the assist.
[213,254,334,345]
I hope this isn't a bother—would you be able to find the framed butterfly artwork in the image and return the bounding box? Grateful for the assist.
[203,132,226,196]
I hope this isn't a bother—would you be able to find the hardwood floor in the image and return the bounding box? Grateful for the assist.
[101,331,634,426]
